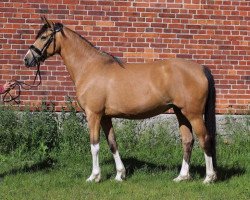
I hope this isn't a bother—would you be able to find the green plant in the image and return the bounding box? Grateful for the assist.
[0,122,249,200]
[0,105,19,154]
[115,120,139,155]
[15,103,58,160]
[58,98,89,153]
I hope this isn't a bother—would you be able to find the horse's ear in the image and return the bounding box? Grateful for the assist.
[41,16,54,28]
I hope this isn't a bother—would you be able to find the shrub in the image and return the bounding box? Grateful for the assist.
[0,101,249,171]
[15,104,58,160]
[59,106,89,153]
[0,106,19,154]
[115,120,139,155]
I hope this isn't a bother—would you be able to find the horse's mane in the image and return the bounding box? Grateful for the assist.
[36,23,124,67]
[77,33,124,67]
[66,26,124,67]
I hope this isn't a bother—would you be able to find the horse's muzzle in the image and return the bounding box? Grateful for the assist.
[24,53,39,68]
[24,57,32,67]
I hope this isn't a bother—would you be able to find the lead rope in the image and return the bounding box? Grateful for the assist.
[2,64,42,104]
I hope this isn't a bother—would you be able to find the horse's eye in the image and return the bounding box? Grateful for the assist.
[41,36,47,40]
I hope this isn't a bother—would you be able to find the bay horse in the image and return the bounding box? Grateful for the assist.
[24,17,217,183]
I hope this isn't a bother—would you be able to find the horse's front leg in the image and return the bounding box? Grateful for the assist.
[101,116,126,181]
[86,112,102,183]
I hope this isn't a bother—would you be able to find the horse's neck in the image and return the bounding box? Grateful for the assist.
[59,28,102,83]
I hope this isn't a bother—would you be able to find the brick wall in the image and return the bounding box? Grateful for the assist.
[0,0,249,113]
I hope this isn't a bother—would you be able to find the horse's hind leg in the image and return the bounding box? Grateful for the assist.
[101,117,125,181]
[173,106,194,182]
[189,116,217,183]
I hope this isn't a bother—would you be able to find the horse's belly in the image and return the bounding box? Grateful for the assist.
[104,65,172,118]
[105,101,173,119]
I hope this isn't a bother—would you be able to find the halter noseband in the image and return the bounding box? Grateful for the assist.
[29,23,63,66]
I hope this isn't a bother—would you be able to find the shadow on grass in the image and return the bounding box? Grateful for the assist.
[190,165,246,182]
[1,156,246,183]
[0,157,56,179]
[123,157,172,177]
[106,157,246,182]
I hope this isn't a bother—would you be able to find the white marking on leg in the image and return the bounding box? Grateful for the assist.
[113,151,125,181]
[173,159,191,182]
[180,159,189,176]
[86,143,101,182]
[203,153,217,183]
[204,153,214,175]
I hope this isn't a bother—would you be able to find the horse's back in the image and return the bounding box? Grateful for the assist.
[122,58,207,98]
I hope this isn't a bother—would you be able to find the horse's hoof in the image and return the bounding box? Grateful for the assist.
[114,169,126,182]
[203,173,217,184]
[114,176,123,182]
[86,173,101,183]
[173,174,191,182]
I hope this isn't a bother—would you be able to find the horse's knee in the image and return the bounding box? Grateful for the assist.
[86,112,102,144]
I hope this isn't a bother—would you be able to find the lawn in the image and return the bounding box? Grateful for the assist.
[0,108,249,200]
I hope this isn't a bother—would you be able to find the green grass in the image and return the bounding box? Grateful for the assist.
[0,133,250,200]
[0,111,250,200]
[0,139,249,200]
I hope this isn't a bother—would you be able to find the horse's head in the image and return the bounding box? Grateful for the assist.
[24,16,63,67]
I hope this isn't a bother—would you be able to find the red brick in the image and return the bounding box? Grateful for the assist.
[0,0,248,113]
[96,21,114,27]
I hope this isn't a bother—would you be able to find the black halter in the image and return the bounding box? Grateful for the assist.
[29,23,63,66]
[2,23,63,104]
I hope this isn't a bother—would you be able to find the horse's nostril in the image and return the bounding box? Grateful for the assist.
[24,57,29,66]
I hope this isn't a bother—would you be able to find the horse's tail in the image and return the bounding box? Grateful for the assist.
[203,66,217,168]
